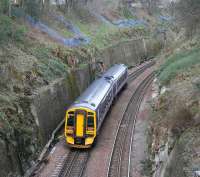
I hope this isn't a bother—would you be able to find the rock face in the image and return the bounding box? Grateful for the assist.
[163,127,200,177]
[0,139,17,177]
[99,38,162,67]
[30,78,71,144]
[149,69,200,177]
[30,65,92,145]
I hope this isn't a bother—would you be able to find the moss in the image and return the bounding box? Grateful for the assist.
[66,71,80,100]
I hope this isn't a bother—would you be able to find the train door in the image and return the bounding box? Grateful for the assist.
[76,113,84,137]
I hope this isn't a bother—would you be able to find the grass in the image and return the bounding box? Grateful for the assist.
[75,17,148,49]
[0,15,27,44]
[32,46,68,81]
[73,17,120,49]
[41,15,75,38]
[157,48,200,85]
[66,9,148,49]
[90,24,119,48]
[121,6,135,19]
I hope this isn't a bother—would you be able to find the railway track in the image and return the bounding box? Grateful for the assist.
[128,60,155,82]
[57,151,89,177]
[107,72,154,177]
[49,62,154,177]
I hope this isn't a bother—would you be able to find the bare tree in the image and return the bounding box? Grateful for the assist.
[141,0,159,15]
[176,0,200,37]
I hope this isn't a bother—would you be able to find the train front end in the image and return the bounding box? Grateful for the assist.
[65,107,96,148]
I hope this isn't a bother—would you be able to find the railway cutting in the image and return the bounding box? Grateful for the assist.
[42,61,155,177]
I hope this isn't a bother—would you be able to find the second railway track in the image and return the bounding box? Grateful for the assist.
[107,72,154,177]
[128,60,155,82]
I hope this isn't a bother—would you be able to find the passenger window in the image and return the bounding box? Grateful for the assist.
[67,116,74,126]
[87,116,94,127]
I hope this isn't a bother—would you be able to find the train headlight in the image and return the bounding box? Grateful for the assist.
[66,126,74,136]
[85,137,94,145]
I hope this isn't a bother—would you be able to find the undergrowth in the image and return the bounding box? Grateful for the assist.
[141,159,153,176]
[121,6,135,19]
[0,15,27,44]
[32,47,68,81]
[157,48,200,85]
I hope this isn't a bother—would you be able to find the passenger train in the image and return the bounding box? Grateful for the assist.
[65,64,128,148]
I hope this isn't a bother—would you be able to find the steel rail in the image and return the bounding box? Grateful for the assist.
[127,74,154,177]
[58,151,89,177]
[106,72,154,177]
[128,60,155,82]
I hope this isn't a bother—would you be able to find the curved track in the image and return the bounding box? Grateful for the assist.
[128,60,155,82]
[50,61,155,177]
[107,72,154,177]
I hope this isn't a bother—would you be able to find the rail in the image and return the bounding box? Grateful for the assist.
[106,72,154,177]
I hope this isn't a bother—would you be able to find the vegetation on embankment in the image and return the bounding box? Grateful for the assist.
[146,43,200,177]
[63,6,148,49]
[145,0,200,175]
[157,47,200,85]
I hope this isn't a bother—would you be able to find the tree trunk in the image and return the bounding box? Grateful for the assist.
[8,0,11,17]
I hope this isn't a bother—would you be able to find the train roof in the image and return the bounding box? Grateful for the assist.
[69,64,127,111]
[70,77,112,110]
[102,64,127,81]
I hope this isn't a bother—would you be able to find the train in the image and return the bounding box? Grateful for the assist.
[65,64,128,148]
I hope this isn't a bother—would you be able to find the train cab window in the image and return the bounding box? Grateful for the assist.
[88,112,94,116]
[87,116,94,127]
[67,116,74,126]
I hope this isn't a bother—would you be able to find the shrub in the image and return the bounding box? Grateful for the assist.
[33,47,68,81]
[176,0,200,37]
[24,0,41,21]
[14,26,27,41]
[0,15,12,43]
[122,6,134,19]
[0,15,26,43]
[0,0,9,15]
[141,159,153,176]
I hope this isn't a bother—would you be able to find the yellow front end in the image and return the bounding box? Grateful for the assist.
[65,107,96,148]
